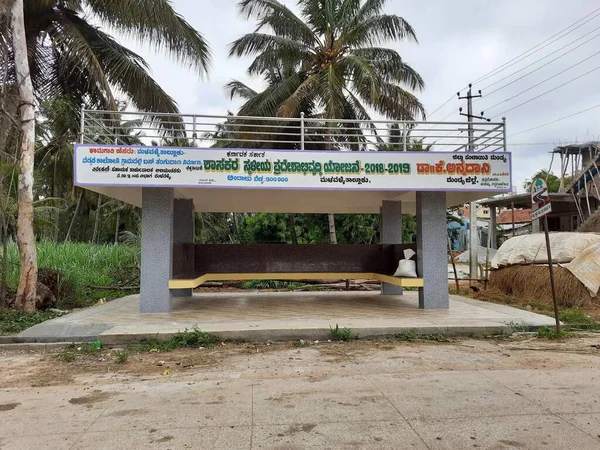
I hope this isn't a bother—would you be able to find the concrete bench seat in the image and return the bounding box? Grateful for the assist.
[169,272,424,290]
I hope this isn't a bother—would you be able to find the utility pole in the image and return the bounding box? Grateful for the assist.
[457,84,490,283]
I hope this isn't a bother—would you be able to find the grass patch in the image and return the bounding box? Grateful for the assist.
[393,330,453,342]
[558,308,600,329]
[329,324,359,341]
[5,241,139,309]
[537,325,570,339]
[127,327,221,352]
[0,308,63,334]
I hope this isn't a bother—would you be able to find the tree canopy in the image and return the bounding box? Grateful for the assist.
[228,0,425,123]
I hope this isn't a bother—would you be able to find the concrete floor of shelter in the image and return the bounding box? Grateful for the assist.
[15,292,557,343]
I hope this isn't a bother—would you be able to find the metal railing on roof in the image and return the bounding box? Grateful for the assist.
[80,109,507,153]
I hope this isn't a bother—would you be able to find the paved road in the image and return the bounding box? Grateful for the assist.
[1,337,599,449]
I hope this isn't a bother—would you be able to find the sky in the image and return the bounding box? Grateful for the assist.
[115,0,600,192]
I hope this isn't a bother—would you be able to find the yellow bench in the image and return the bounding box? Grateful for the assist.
[169,272,424,290]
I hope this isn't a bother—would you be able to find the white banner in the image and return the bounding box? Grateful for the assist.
[74,145,512,192]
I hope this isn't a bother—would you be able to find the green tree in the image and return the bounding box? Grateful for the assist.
[230,0,425,122]
[230,0,425,243]
[237,213,288,243]
[523,170,564,193]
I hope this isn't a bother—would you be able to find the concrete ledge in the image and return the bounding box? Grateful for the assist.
[12,292,557,345]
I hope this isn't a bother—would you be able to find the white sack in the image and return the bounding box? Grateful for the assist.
[393,249,418,278]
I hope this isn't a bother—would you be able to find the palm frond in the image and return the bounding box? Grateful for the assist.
[343,14,417,46]
[350,47,424,90]
[229,33,311,59]
[238,0,320,46]
[67,16,179,113]
[238,71,304,117]
[225,80,258,101]
[277,72,321,117]
[84,0,211,76]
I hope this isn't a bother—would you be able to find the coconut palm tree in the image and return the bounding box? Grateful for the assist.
[3,0,211,310]
[229,0,425,243]
[229,0,425,124]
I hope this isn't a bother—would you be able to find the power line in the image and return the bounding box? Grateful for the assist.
[472,7,600,85]
[482,27,600,95]
[451,29,600,120]
[428,7,600,119]
[484,49,600,113]
[509,102,600,137]
[426,95,456,119]
[492,64,600,117]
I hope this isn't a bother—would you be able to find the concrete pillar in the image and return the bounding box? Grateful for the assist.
[490,207,497,249]
[416,191,449,309]
[380,200,403,295]
[171,198,195,297]
[140,188,174,313]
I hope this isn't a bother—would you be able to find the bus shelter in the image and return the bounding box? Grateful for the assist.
[75,112,511,313]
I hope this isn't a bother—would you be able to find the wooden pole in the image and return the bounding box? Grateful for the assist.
[511,201,516,236]
[484,220,492,290]
[543,215,561,332]
[447,232,460,291]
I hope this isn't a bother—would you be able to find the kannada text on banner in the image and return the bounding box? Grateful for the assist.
[74,145,512,192]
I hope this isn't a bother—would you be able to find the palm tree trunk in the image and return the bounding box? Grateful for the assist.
[328,213,337,244]
[65,190,83,241]
[92,194,102,243]
[1,223,8,307]
[114,210,120,244]
[11,0,37,311]
[53,155,60,241]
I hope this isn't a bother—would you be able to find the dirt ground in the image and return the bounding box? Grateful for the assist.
[1,334,599,390]
[2,335,600,449]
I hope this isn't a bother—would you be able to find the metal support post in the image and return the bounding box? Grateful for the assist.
[300,112,305,150]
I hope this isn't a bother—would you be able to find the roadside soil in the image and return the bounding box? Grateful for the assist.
[1,334,599,390]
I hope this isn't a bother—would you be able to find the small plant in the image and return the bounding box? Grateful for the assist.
[169,326,221,348]
[77,342,103,354]
[329,324,358,341]
[537,326,569,339]
[115,350,129,364]
[127,327,220,352]
[504,321,527,333]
